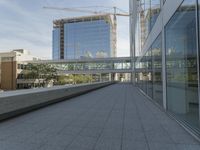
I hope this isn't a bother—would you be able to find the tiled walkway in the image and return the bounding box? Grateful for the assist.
[0,83,200,150]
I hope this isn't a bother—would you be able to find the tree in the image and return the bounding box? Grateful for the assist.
[22,63,57,86]
[56,75,74,85]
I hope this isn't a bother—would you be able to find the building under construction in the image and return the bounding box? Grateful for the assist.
[52,14,116,60]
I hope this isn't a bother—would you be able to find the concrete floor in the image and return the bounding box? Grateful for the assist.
[0,83,200,150]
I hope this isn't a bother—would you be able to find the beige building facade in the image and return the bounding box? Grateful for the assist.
[0,49,40,91]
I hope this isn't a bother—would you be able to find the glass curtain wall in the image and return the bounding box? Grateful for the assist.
[150,0,161,29]
[144,0,151,39]
[64,20,111,59]
[152,34,162,106]
[141,57,147,93]
[165,0,199,129]
[52,28,60,60]
[135,35,162,103]
[136,0,160,56]
[146,49,153,98]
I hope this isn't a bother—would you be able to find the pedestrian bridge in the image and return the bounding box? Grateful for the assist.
[0,83,199,150]
[28,57,132,74]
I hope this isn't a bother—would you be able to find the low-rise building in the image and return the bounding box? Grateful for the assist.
[0,49,40,91]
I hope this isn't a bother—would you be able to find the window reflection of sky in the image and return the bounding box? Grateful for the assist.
[64,20,111,59]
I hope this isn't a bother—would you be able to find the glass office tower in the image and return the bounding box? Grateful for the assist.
[52,15,115,60]
[130,0,200,134]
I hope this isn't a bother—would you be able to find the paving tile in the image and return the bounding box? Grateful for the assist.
[39,125,65,135]
[94,139,121,150]
[86,121,105,128]
[79,127,102,138]
[68,119,89,127]
[176,144,200,150]
[24,133,50,145]
[145,130,174,144]
[148,142,177,150]
[39,144,66,150]
[124,121,143,131]
[0,140,39,150]
[123,129,146,141]
[43,134,75,147]
[162,124,187,135]
[59,127,82,136]
[170,133,199,144]
[67,135,97,150]
[100,128,122,139]
[0,129,15,140]
[0,84,199,150]
[122,140,149,150]
[5,131,33,143]
[66,146,91,150]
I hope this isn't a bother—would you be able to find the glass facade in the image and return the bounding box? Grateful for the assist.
[135,34,162,105]
[136,0,161,53]
[152,34,162,105]
[52,17,113,60]
[146,48,153,98]
[131,0,200,131]
[165,0,199,129]
[52,28,60,60]
[150,0,161,29]
[64,20,111,59]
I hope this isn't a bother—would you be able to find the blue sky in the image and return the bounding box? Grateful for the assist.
[0,0,129,59]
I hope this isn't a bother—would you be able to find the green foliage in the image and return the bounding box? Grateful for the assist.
[22,63,93,86]
[22,63,57,82]
[56,74,93,85]
[73,75,93,84]
[56,75,73,85]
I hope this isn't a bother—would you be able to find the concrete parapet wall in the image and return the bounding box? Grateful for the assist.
[0,82,114,121]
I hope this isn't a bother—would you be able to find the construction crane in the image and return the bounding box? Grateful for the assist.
[43,6,129,57]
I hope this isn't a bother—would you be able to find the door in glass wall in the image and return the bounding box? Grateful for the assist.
[152,34,163,106]
[166,0,199,129]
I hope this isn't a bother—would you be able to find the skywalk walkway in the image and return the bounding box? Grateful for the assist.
[0,83,200,150]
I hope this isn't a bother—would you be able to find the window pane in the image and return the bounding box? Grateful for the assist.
[166,0,199,129]
[52,28,60,60]
[146,49,153,98]
[150,0,161,29]
[144,0,151,39]
[152,34,163,106]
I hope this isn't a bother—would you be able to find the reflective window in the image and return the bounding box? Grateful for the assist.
[150,0,161,29]
[135,12,142,56]
[166,0,199,128]
[152,34,162,106]
[144,0,151,39]
[52,28,60,60]
[64,20,111,59]
[135,0,161,56]
[146,49,153,98]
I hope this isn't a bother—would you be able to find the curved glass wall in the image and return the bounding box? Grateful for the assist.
[165,0,199,129]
